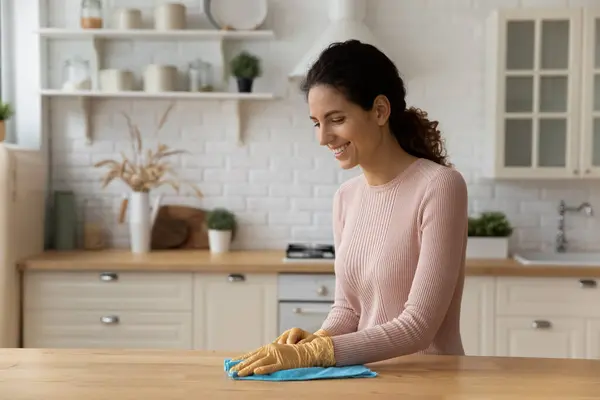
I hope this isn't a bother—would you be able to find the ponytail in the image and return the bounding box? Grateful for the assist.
[389,107,451,167]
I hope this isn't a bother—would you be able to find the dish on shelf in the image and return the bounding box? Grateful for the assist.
[204,0,267,30]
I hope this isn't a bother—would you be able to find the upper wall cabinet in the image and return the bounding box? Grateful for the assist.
[486,8,600,179]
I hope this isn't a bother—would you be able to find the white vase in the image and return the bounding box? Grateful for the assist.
[129,191,151,254]
[208,230,232,253]
[466,237,509,259]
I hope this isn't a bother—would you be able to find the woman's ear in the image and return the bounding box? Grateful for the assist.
[372,95,391,126]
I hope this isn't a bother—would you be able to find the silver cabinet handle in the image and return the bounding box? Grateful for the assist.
[316,286,328,296]
[228,274,245,282]
[100,315,120,325]
[579,279,597,289]
[292,307,330,315]
[99,272,118,282]
[532,320,551,329]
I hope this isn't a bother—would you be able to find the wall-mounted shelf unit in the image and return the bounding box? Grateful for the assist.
[37,27,276,146]
[41,90,276,145]
[35,28,275,40]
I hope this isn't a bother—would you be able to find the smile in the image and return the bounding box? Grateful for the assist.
[330,143,350,157]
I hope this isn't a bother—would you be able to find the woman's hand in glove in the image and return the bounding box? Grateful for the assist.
[275,328,330,345]
[229,336,336,377]
[229,328,330,364]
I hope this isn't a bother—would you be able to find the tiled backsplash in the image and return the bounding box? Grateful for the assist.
[46,0,600,250]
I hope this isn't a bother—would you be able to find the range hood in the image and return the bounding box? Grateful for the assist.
[289,0,383,78]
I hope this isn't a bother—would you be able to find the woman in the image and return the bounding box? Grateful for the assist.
[230,39,468,377]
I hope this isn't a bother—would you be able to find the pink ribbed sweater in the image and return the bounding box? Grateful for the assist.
[320,158,468,367]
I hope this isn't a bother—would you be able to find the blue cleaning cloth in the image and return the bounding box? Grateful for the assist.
[224,358,377,381]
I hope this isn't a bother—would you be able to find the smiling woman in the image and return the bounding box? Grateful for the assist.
[230,39,469,377]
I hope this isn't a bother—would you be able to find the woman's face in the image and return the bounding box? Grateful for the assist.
[308,84,386,170]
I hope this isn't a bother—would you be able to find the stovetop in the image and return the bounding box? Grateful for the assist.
[283,243,335,263]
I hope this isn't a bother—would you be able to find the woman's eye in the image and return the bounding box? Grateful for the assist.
[313,122,320,128]
[332,118,344,124]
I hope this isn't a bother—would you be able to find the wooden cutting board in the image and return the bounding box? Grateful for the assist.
[151,205,209,249]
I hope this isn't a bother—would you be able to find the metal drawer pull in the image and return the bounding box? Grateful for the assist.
[316,286,328,296]
[99,272,118,282]
[579,279,597,288]
[228,274,245,282]
[532,320,551,329]
[100,315,120,325]
[292,308,330,315]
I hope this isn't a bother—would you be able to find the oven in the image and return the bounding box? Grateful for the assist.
[277,273,335,334]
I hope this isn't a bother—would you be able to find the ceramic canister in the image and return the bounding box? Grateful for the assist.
[113,8,142,29]
[143,64,177,92]
[154,3,186,30]
[99,69,135,91]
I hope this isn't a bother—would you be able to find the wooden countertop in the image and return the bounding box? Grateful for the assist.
[17,249,600,277]
[1,349,599,399]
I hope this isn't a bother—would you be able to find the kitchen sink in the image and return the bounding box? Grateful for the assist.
[514,251,600,266]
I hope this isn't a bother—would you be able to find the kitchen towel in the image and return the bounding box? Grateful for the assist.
[224,358,377,381]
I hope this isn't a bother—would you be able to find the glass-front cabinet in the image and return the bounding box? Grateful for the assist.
[486,8,600,179]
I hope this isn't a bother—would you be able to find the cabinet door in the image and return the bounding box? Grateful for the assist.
[586,319,600,359]
[580,11,600,178]
[489,9,582,178]
[460,277,495,356]
[496,316,586,359]
[193,273,278,353]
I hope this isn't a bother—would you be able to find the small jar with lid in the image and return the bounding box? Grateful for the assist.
[80,0,103,29]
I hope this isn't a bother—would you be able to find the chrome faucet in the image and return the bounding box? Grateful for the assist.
[556,200,594,252]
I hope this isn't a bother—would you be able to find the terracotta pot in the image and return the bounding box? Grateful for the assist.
[0,120,5,142]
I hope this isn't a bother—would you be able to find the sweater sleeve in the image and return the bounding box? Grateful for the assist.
[319,187,360,336]
[328,169,468,366]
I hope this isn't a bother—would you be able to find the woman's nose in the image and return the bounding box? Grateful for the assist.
[317,128,332,146]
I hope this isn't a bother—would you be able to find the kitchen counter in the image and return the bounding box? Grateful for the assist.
[1,349,599,399]
[17,249,600,277]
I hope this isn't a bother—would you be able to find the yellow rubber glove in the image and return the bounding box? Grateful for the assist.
[231,328,330,364]
[276,328,330,345]
[229,336,336,377]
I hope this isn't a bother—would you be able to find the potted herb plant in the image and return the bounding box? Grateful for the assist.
[467,211,513,259]
[205,208,237,253]
[0,100,15,142]
[230,51,262,93]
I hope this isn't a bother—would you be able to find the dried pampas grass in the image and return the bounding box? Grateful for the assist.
[94,102,203,197]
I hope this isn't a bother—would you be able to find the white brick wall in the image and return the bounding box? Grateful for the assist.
[45,0,600,251]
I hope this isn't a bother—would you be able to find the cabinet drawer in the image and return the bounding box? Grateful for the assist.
[24,271,193,311]
[497,277,600,317]
[23,310,192,349]
[278,274,335,301]
[279,302,332,334]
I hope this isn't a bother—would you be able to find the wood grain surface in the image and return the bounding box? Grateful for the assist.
[17,249,600,277]
[1,349,599,399]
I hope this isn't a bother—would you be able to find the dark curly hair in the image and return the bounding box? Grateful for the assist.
[300,40,451,167]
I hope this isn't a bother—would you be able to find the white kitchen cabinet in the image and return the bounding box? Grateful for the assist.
[460,276,496,356]
[485,8,600,179]
[495,316,587,358]
[22,271,194,349]
[495,277,600,359]
[192,273,278,353]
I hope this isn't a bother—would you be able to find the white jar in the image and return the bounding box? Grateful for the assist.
[154,3,186,30]
[143,65,177,92]
[113,8,142,29]
[99,69,135,92]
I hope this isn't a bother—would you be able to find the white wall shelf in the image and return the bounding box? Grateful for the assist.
[36,28,275,40]
[38,24,276,147]
[41,90,275,146]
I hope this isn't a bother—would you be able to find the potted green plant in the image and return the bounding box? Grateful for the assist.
[229,51,262,93]
[205,208,237,253]
[467,211,513,259]
[0,100,15,142]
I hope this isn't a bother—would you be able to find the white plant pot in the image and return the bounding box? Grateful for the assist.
[208,230,232,253]
[129,191,151,254]
[466,237,509,259]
